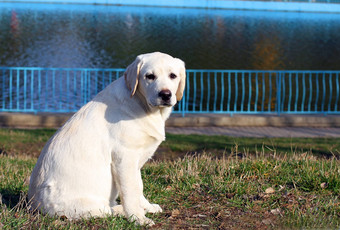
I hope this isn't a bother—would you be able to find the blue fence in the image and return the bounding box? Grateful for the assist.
[0,67,339,115]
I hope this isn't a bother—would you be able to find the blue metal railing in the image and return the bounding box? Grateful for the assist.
[0,67,339,115]
[0,67,125,113]
[182,70,340,115]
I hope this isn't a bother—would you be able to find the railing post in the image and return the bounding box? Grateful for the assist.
[181,93,185,117]
[276,71,282,116]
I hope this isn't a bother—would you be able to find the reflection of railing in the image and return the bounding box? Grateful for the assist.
[1,67,339,116]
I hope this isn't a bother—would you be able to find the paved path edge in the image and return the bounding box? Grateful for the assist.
[1,112,340,128]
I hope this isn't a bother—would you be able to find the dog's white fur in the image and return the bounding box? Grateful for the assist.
[28,52,186,225]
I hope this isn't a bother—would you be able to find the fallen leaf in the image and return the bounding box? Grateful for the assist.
[24,176,30,186]
[270,208,281,215]
[320,182,328,189]
[165,186,172,191]
[265,187,275,194]
[192,183,200,189]
[226,193,235,199]
[262,218,273,225]
[52,220,66,227]
[170,209,180,218]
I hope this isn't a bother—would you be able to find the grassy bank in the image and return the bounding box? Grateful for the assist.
[0,128,339,229]
[0,154,339,229]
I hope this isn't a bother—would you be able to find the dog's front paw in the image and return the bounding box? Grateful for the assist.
[145,203,162,213]
[130,215,155,226]
[112,205,125,216]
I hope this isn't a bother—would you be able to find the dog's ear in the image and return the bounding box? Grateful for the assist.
[124,55,143,97]
[176,59,186,101]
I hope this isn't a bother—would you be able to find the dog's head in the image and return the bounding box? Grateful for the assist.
[124,52,186,108]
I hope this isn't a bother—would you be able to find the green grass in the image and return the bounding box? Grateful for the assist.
[0,128,339,229]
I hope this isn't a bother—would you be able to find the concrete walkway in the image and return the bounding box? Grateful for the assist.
[1,112,340,137]
[166,126,340,137]
[166,114,340,137]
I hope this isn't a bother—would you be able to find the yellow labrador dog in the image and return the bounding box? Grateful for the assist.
[28,52,186,225]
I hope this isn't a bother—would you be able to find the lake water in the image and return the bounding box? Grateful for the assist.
[1,3,340,70]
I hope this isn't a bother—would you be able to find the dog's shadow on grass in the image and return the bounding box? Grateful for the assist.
[0,189,27,209]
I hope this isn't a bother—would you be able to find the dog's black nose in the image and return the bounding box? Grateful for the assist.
[158,89,172,101]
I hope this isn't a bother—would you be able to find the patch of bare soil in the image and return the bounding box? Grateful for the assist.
[151,204,279,229]
[0,142,44,158]
[151,188,279,229]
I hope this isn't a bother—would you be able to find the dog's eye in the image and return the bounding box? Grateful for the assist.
[170,73,177,79]
[146,74,156,80]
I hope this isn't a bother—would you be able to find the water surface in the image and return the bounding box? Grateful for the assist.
[1,3,340,70]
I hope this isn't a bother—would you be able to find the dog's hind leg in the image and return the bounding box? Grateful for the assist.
[60,196,113,219]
